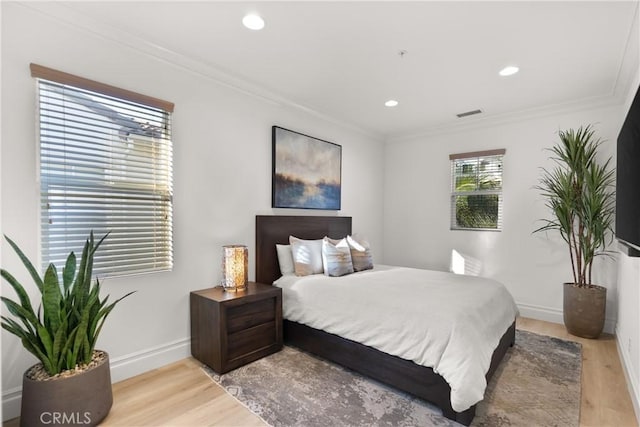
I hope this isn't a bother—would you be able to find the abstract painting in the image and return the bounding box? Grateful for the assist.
[272,126,341,210]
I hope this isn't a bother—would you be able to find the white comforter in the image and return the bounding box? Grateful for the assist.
[274,265,518,412]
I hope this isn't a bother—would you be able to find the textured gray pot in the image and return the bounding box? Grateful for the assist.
[20,352,113,427]
[563,283,606,339]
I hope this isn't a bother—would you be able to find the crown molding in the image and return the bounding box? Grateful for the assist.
[17,1,638,145]
[387,94,626,143]
[387,3,639,144]
[612,0,640,102]
[17,2,381,142]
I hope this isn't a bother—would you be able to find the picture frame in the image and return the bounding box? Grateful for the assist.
[272,126,342,210]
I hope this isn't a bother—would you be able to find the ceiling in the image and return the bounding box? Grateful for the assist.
[56,1,639,139]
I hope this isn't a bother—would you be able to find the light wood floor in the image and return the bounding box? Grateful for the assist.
[4,317,638,426]
[517,317,637,427]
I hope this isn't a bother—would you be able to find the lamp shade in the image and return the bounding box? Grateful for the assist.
[221,245,248,292]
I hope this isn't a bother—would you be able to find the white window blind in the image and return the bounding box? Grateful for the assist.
[450,149,505,231]
[33,64,174,277]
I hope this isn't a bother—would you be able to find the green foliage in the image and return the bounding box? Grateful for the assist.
[534,125,615,286]
[1,232,134,376]
[456,194,499,229]
[453,156,502,229]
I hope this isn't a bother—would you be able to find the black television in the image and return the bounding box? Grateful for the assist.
[616,84,640,256]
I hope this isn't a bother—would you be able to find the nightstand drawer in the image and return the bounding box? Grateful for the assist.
[227,321,277,360]
[190,282,282,374]
[227,298,276,333]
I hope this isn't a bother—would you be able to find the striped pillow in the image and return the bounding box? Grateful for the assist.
[347,235,374,272]
[322,237,354,277]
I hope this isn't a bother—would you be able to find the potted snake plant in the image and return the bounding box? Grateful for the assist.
[1,231,134,426]
[534,125,615,338]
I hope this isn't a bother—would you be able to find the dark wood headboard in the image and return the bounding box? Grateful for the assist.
[255,215,352,284]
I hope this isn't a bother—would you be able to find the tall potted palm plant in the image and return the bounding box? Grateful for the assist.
[1,231,133,425]
[534,125,615,338]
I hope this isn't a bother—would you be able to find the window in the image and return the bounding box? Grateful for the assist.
[450,149,505,230]
[32,64,174,277]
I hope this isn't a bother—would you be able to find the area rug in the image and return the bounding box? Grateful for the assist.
[203,330,581,427]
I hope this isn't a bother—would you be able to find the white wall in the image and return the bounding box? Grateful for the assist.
[617,249,640,419]
[0,3,384,419]
[383,105,621,330]
[382,3,640,420]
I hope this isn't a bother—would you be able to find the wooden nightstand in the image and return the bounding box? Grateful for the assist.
[190,282,283,374]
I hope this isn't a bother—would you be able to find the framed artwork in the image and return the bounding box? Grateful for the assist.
[272,126,341,210]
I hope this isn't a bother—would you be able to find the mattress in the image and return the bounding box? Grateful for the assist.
[273,265,518,412]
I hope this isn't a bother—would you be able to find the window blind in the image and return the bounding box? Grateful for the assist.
[34,65,174,277]
[450,149,505,230]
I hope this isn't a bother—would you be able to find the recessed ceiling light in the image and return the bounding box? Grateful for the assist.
[242,14,265,30]
[385,100,399,107]
[499,66,519,77]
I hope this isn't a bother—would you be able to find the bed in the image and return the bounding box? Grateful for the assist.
[255,215,516,425]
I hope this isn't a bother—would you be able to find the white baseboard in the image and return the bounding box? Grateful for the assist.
[109,337,191,383]
[4,308,628,422]
[2,387,21,423]
[615,326,640,424]
[2,337,191,422]
[516,302,616,334]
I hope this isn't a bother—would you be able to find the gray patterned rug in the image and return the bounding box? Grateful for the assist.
[204,330,581,427]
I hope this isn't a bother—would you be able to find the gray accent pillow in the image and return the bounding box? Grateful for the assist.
[347,235,374,272]
[322,237,354,277]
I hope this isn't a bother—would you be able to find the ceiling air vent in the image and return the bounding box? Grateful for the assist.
[456,109,483,118]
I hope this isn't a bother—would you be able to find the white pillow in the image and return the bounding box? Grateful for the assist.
[289,236,324,276]
[322,237,354,277]
[276,244,295,276]
[347,234,374,272]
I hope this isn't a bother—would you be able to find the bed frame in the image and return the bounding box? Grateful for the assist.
[255,215,515,425]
